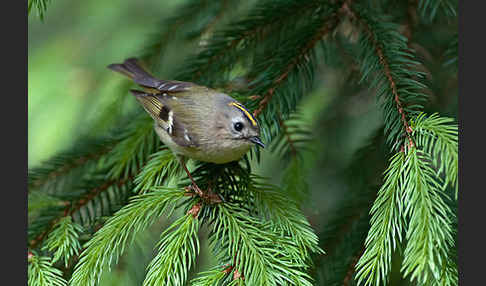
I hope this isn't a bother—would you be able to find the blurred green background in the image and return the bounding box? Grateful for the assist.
[29,0,181,167]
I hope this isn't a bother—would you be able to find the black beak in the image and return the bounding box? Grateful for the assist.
[249,136,265,148]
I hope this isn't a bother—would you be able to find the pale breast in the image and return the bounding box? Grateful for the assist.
[154,123,251,163]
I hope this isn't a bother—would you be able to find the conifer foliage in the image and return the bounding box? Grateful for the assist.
[29,0,458,285]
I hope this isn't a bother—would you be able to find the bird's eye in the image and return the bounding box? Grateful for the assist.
[234,122,244,132]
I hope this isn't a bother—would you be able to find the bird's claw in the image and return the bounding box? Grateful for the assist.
[184,184,222,204]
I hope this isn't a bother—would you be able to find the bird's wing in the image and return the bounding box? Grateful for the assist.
[130,90,200,148]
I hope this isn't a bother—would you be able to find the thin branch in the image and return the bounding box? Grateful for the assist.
[187,202,203,218]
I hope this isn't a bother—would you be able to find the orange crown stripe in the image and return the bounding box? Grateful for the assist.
[229,102,257,127]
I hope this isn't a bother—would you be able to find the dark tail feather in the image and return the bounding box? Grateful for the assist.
[107,58,160,89]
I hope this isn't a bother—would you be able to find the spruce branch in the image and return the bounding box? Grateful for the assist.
[69,187,184,286]
[190,266,227,286]
[251,9,340,118]
[400,148,455,285]
[278,115,298,158]
[268,112,314,204]
[106,114,160,179]
[175,0,326,85]
[411,113,458,197]
[184,160,254,210]
[28,111,154,195]
[41,216,84,268]
[418,0,457,22]
[356,144,457,286]
[29,205,66,251]
[143,212,200,286]
[249,176,323,260]
[231,4,343,154]
[200,173,322,285]
[272,112,314,160]
[209,203,315,286]
[355,152,407,286]
[443,33,458,70]
[29,173,134,250]
[29,112,167,250]
[28,137,115,193]
[28,252,67,286]
[67,174,135,218]
[28,0,52,20]
[437,243,458,286]
[133,147,182,193]
[345,4,428,149]
[28,191,64,220]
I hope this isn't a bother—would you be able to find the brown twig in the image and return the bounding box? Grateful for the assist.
[222,244,244,280]
[233,269,244,280]
[223,265,233,274]
[187,202,202,218]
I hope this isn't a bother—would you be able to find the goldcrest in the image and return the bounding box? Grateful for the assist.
[108,58,265,164]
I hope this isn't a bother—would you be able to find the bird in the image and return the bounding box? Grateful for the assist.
[107,58,264,201]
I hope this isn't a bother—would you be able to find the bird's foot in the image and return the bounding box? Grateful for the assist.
[184,184,222,204]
